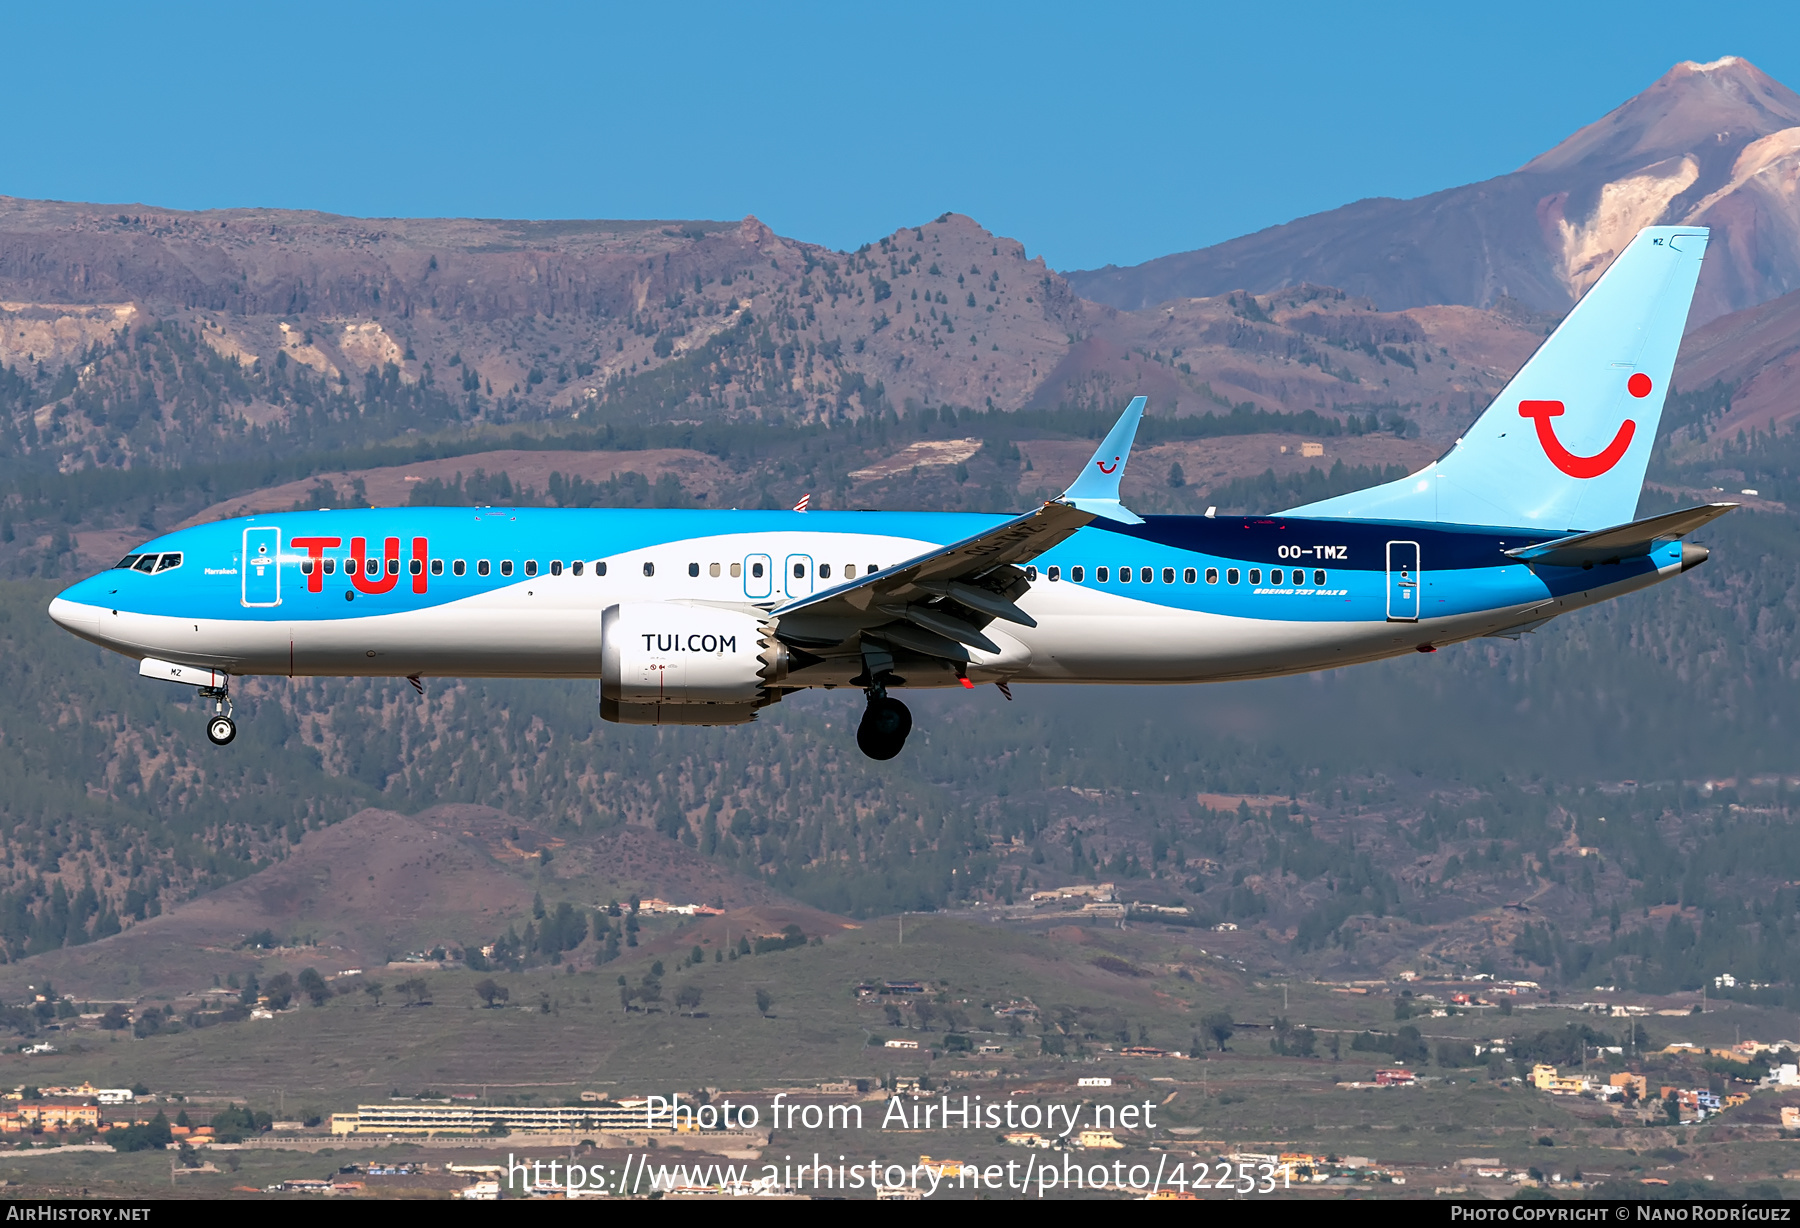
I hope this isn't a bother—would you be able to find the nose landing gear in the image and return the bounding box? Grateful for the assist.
[199,685,236,746]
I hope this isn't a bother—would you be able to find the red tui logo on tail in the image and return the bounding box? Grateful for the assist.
[1518,374,1652,479]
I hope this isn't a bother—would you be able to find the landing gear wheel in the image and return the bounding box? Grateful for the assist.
[198,683,235,747]
[856,696,912,760]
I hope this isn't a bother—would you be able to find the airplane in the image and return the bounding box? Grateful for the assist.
[48,225,1730,761]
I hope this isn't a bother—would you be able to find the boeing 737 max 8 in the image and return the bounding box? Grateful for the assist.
[48,227,1730,760]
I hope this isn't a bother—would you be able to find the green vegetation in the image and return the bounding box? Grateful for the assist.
[0,281,1793,1026]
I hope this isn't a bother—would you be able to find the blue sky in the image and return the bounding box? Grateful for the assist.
[8,2,1799,270]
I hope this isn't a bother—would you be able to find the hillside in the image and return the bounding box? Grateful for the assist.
[1670,283,1800,437]
[0,801,805,999]
[0,428,1794,1006]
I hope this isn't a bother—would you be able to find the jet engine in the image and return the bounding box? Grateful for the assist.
[599,603,787,725]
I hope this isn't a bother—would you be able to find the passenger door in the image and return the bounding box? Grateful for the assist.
[784,554,814,600]
[742,553,772,599]
[1386,540,1420,622]
[243,527,281,607]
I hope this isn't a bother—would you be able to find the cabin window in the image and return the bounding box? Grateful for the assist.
[571,561,584,576]
[453,560,466,576]
[688,562,700,578]
[500,560,514,577]
[1118,566,1130,583]
[1205,568,1217,584]
[390,557,402,576]
[1271,569,1283,585]
[867,563,878,575]
[730,562,742,578]
[135,555,158,573]
[301,559,314,575]
[1141,567,1153,583]
[843,564,855,579]
[1096,566,1109,582]
[362,558,378,577]
[1047,565,1060,581]
[1162,567,1175,584]
[1248,568,1261,584]
[1184,568,1197,584]
[115,555,141,570]
[1071,566,1084,582]
[596,561,607,576]
[709,562,721,577]
[819,564,831,579]
[751,562,763,579]
[431,559,444,576]
[792,562,805,579]
[1025,566,1037,581]
[1314,569,1326,585]
[642,562,655,577]
[1226,568,1239,584]
[322,557,336,575]
[549,560,562,576]
[524,560,538,577]
[409,558,423,576]
[477,560,490,576]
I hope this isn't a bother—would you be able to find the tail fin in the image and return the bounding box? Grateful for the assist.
[1287,226,1709,530]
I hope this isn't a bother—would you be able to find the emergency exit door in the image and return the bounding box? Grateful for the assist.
[1386,540,1420,622]
[243,527,281,607]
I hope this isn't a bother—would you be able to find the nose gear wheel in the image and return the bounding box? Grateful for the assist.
[198,684,235,746]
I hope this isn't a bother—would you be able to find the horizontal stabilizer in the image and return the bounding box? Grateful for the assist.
[1505,502,1736,568]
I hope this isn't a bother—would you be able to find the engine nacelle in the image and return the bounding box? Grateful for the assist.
[600,603,786,724]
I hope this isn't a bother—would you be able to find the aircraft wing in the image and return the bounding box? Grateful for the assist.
[771,500,1094,655]
[1503,502,1736,568]
[771,396,1147,662]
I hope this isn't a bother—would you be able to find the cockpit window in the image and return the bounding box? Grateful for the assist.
[120,552,182,573]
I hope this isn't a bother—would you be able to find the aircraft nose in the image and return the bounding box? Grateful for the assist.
[48,595,100,636]
[48,576,109,637]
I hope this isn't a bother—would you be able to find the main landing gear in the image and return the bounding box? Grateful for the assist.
[857,686,912,761]
[199,685,236,746]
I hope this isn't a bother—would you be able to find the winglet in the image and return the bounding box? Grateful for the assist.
[1058,395,1146,524]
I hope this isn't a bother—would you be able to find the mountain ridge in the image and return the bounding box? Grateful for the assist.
[1066,57,1800,327]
